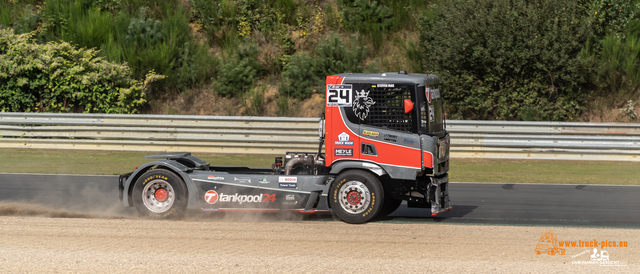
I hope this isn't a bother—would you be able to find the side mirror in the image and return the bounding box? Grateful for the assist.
[404,99,414,114]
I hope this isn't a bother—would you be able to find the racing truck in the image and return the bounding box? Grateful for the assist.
[118,71,451,224]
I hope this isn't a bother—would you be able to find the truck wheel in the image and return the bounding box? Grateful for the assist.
[329,170,384,224]
[132,169,187,219]
[378,197,403,218]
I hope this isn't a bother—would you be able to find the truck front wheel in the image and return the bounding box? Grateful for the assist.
[132,169,187,219]
[329,170,384,224]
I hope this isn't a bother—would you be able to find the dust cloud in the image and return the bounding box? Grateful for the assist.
[0,174,134,219]
[0,174,332,222]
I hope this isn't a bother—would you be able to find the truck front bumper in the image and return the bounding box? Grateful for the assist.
[430,174,452,216]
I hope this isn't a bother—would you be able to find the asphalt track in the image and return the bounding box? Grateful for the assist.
[0,173,639,228]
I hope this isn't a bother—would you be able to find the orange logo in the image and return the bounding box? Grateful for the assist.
[535,229,566,255]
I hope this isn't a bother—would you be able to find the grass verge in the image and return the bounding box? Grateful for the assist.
[1,148,639,185]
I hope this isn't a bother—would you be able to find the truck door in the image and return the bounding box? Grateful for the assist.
[354,83,422,171]
[325,77,361,165]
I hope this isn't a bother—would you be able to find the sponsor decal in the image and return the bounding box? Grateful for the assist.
[214,193,276,204]
[258,177,270,184]
[383,134,398,142]
[377,83,394,88]
[353,90,376,120]
[431,88,441,101]
[204,190,219,204]
[362,130,379,137]
[279,183,298,189]
[234,177,251,183]
[429,105,435,122]
[286,194,296,201]
[334,148,353,157]
[403,138,415,145]
[207,176,224,180]
[426,86,441,104]
[327,85,353,106]
[279,177,298,183]
[282,201,298,205]
[335,132,354,145]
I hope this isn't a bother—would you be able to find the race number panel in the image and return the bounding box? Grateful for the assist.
[327,85,352,106]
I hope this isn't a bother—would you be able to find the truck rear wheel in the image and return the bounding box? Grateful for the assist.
[329,170,384,224]
[132,169,187,219]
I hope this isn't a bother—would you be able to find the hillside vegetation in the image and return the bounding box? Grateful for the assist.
[1,0,639,121]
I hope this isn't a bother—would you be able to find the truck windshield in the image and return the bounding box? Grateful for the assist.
[345,83,417,133]
[418,85,444,134]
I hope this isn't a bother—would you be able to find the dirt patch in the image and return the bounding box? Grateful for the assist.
[579,92,640,123]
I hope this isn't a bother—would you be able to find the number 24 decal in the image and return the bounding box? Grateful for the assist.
[327,85,352,106]
[261,193,276,202]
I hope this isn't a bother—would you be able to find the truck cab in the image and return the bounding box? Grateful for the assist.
[323,71,451,220]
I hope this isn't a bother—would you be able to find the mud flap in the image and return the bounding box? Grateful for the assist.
[118,172,132,203]
[430,175,452,216]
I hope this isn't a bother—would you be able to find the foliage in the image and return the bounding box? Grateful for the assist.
[0,2,40,34]
[421,0,592,121]
[579,0,639,39]
[580,21,640,99]
[339,0,395,51]
[243,84,266,116]
[340,0,395,33]
[214,39,261,97]
[41,0,115,49]
[276,95,293,116]
[619,100,638,121]
[312,34,368,82]
[0,29,163,113]
[279,53,316,99]
[103,6,215,90]
[189,0,238,46]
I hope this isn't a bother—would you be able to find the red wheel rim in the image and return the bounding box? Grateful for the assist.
[347,190,361,205]
[154,188,168,202]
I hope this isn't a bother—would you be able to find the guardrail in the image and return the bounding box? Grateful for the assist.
[0,112,638,161]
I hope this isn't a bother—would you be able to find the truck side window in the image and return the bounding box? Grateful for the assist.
[359,85,414,132]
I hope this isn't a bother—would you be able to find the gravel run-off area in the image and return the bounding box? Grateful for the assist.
[0,214,638,273]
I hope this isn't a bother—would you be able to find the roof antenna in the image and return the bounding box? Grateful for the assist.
[398,70,408,75]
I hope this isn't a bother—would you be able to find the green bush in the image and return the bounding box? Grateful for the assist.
[581,21,640,98]
[421,0,592,121]
[340,0,395,33]
[279,53,316,99]
[312,35,368,81]
[37,1,215,91]
[243,84,266,116]
[103,6,215,90]
[0,29,163,113]
[189,0,238,46]
[0,2,40,34]
[340,0,395,51]
[214,39,261,97]
[579,0,638,40]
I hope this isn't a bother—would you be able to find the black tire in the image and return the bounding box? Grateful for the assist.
[132,169,187,219]
[377,196,403,218]
[329,170,384,224]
